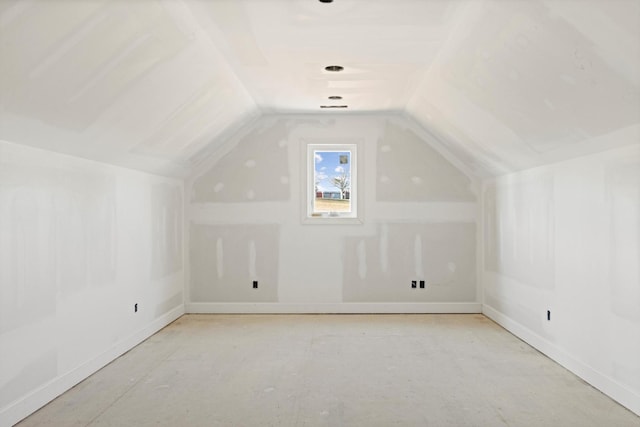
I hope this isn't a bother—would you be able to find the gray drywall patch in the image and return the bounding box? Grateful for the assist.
[151,182,183,279]
[414,234,424,278]
[379,224,389,274]
[343,223,476,302]
[483,183,499,274]
[192,119,291,203]
[357,240,367,279]
[189,223,279,302]
[376,121,475,202]
[216,237,224,278]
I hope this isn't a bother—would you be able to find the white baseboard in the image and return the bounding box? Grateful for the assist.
[16,303,635,425]
[1,305,184,427]
[185,302,482,314]
[483,304,640,417]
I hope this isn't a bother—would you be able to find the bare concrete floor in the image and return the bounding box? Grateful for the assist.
[17,314,640,427]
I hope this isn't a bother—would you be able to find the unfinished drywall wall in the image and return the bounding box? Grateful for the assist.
[151,183,183,279]
[377,122,475,202]
[0,140,184,426]
[187,114,478,308]
[483,143,640,415]
[343,223,476,302]
[192,119,291,203]
[190,224,279,302]
[484,169,555,296]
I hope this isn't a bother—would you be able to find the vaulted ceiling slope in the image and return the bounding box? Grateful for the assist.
[0,0,258,176]
[1,0,638,177]
[406,0,640,176]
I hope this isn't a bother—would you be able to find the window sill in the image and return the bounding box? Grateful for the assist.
[301,215,363,225]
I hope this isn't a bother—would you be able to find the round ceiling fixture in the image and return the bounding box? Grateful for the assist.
[325,65,344,72]
[328,96,343,100]
[319,0,334,3]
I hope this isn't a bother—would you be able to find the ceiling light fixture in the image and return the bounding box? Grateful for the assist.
[325,65,344,72]
[320,105,348,109]
[328,96,343,100]
[319,0,334,3]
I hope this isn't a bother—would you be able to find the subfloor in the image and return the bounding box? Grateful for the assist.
[17,314,640,427]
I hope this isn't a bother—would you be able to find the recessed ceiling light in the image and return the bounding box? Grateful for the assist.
[320,105,348,109]
[319,0,334,3]
[325,65,344,72]
[328,96,343,100]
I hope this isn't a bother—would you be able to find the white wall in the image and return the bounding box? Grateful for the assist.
[186,114,481,313]
[0,141,184,426]
[482,144,640,415]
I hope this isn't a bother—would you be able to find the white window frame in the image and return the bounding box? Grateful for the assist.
[302,142,362,224]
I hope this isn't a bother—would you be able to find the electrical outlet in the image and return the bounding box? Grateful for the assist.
[419,280,425,289]
[411,280,417,288]
[253,280,258,289]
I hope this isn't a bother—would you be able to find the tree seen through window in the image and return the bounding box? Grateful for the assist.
[314,150,351,213]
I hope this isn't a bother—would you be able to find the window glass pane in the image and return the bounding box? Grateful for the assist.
[313,150,351,214]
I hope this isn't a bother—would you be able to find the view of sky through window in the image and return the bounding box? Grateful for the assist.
[314,150,351,213]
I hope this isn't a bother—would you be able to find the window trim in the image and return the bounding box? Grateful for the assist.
[302,141,362,225]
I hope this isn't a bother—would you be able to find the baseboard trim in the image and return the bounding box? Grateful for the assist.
[1,305,184,427]
[185,302,482,314]
[483,304,640,417]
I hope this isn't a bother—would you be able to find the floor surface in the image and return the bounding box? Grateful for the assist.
[17,314,640,426]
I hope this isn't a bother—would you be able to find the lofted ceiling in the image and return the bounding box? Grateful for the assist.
[0,0,638,177]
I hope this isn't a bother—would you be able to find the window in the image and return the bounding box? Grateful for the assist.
[304,143,360,223]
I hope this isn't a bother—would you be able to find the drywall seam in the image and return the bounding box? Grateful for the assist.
[187,111,263,182]
[179,0,261,109]
[183,173,193,306]
[190,202,478,224]
[181,180,187,309]
[483,305,640,416]
[0,306,184,427]
[0,139,186,182]
[478,185,486,305]
[185,302,482,314]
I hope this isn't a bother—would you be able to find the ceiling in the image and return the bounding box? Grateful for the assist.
[0,0,638,177]
[185,0,462,113]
